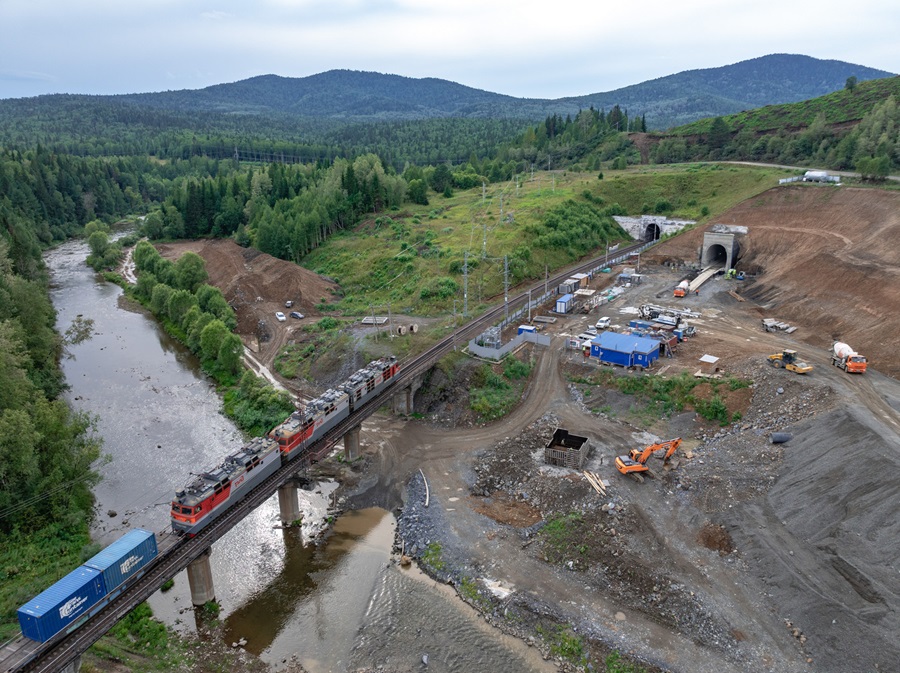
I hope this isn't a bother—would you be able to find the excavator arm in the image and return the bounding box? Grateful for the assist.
[629,438,682,465]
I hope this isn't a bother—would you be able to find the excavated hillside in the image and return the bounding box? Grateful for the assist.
[648,185,900,378]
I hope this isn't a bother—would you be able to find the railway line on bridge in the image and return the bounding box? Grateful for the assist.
[3,239,651,673]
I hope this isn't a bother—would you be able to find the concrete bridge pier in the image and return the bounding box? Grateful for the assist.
[186,548,215,606]
[278,481,301,524]
[62,655,81,673]
[343,424,361,460]
[392,379,422,416]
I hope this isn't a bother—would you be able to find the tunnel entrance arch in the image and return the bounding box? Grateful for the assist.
[644,222,661,242]
[703,243,728,266]
[700,231,739,270]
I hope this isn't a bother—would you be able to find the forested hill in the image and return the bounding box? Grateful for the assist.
[117,55,894,128]
[560,54,894,129]
[120,70,524,119]
[2,54,893,137]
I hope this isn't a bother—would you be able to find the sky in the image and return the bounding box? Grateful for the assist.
[0,0,897,100]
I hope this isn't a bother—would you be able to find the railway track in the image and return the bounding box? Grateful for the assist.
[5,238,653,673]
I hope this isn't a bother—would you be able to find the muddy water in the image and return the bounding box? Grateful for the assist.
[47,240,552,673]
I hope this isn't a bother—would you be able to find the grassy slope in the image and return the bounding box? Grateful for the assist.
[302,163,789,317]
[669,76,900,135]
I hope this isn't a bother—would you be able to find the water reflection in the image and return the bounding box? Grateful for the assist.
[225,509,392,670]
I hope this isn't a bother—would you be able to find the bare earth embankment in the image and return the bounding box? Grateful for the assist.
[150,184,900,673]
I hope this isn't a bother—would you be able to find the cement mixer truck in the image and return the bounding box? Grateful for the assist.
[832,342,867,374]
[673,280,691,298]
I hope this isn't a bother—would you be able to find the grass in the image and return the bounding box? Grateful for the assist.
[469,356,534,421]
[539,512,585,563]
[572,370,751,426]
[536,623,587,666]
[421,542,446,572]
[302,165,785,317]
[458,576,493,611]
[0,524,93,641]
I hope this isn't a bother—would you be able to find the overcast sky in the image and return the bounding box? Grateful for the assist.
[0,0,896,100]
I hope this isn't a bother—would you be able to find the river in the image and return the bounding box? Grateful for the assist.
[46,239,552,673]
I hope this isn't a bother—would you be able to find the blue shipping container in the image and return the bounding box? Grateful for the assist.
[517,325,536,335]
[18,567,105,643]
[590,332,660,368]
[83,529,158,594]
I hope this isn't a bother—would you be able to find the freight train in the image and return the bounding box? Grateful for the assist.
[17,529,158,644]
[169,355,399,535]
[15,356,400,650]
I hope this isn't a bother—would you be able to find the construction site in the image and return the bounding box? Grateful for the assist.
[154,184,900,673]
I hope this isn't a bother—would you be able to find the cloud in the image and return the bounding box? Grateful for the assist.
[201,10,233,20]
[0,69,56,83]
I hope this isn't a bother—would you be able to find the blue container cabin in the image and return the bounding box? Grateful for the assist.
[590,332,660,368]
[18,567,105,643]
[83,529,158,595]
[555,293,574,314]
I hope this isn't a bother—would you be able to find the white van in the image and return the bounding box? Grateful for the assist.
[595,316,611,330]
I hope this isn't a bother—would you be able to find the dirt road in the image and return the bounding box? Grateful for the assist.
[345,264,900,673]
[153,184,900,672]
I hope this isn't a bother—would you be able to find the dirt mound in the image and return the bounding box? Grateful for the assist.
[651,186,900,377]
[155,239,341,368]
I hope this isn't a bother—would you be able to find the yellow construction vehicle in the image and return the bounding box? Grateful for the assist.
[615,438,682,483]
[767,349,813,374]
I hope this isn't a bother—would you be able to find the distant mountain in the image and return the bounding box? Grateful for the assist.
[113,54,893,129]
[0,54,893,159]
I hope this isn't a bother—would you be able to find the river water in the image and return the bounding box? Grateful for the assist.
[46,240,552,673]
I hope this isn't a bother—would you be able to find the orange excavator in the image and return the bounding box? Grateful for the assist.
[615,438,682,483]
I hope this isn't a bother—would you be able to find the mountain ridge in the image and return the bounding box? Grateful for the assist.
[102,54,895,129]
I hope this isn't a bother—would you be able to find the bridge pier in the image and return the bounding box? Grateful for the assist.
[392,380,422,416]
[186,548,215,606]
[61,655,81,673]
[278,482,301,525]
[343,424,361,460]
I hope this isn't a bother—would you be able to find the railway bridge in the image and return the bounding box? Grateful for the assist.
[2,239,652,673]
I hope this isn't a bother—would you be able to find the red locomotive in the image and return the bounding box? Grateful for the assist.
[171,356,398,535]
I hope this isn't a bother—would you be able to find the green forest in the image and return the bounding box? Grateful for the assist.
[0,67,898,645]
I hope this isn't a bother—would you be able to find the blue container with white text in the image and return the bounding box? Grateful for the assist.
[18,567,104,642]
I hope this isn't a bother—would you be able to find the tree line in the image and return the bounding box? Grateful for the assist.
[650,96,899,178]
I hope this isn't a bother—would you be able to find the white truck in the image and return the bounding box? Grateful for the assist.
[831,342,867,374]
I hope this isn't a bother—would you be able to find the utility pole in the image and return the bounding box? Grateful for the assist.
[527,289,532,322]
[388,302,393,339]
[482,181,486,203]
[504,255,509,322]
[370,304,377,341]
[463,250,469,317]
[545,264,549,296]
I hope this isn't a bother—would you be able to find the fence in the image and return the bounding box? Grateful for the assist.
[468,330,551,360]
[466,240,656,359]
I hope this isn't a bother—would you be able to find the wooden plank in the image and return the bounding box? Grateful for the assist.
[728,290,745,302]
[582,471,602,494]
[583,471,607,495]
[589,472,608,495]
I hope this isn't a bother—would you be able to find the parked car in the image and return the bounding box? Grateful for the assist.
[285,300,293,308]
[275,312,286,322]
[595,316,611,329]
[289,311,304,320]
[586,325,598,335]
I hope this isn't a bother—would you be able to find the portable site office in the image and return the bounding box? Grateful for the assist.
[590,332,660,368]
